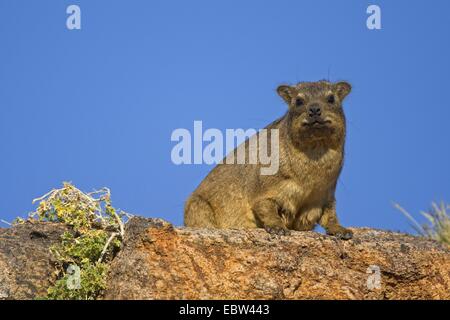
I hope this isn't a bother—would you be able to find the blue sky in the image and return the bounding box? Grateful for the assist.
[0,0,449,233]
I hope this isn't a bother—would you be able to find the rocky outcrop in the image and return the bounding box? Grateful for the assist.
[1,217,449,300]
[0,221,68,299]
[104,217,450,300]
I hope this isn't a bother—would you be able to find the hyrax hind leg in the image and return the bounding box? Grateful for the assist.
[184,194,217,228]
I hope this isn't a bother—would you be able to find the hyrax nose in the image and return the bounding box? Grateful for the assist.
[308,104,322,117]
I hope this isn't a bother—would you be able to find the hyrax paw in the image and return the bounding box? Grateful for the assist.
[265,226,291,236]
[328,228,353,240]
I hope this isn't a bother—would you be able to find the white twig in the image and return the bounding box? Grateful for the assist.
[112,210,125,238]
[121,210,134,220]
[97,232,118,263]
[87,187,110,198]
[32,188,59,204]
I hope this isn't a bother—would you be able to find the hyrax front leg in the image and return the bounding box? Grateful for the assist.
[319,200,353,240]
[252,199,290,236]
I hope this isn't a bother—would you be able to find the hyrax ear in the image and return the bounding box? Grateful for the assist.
[334,81,352,100]
[277,85,293,104]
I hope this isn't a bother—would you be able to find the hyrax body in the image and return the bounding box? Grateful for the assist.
[184,80,353,239]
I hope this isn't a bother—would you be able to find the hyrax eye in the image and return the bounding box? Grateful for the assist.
[327,94,335,104]
[295,98,305,107]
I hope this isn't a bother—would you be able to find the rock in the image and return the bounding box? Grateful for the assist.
[104,217,450,300]
[0,221,68,300]
[1,217,449,300]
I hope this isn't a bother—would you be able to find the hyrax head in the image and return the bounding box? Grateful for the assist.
[277,80,351,147]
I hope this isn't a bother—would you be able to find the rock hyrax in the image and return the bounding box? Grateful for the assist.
[184,80,353,239]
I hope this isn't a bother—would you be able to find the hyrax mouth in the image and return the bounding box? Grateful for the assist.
[302,119,332,129]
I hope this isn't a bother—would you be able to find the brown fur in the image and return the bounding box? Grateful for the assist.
[184,80,353,239]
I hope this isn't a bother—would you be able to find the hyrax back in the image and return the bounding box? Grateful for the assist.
[185,80,353,239]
